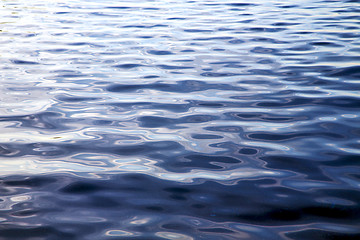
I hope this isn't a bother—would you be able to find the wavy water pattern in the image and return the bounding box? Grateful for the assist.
[0,0,359,239]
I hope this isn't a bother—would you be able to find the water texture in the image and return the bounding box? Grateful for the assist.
[0,0,359,239]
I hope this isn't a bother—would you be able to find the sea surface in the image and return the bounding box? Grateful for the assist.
[0,0,360,239]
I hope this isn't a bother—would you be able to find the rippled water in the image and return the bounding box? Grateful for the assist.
[1,0,359,239]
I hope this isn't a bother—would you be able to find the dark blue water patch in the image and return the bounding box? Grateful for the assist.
[336,32,360,39]
[185,155,240,164]
[255,96,360,108]
[0,226,77,240]
[165,154,242,171]
[310,41,344,47]
[137,115,218,128]
[291,31,314,35]
[247,132,344,141]
[200,72,240,77]
[11,59,39,65]
[239,68,280,77]
[251,37,288,44]
[227,39,245,44]
[244,27,287,33]
[54,73,88,78]
[228,112,308,123]
[61,181,102,194]
[106,80,245,93]
[344,26,359,31]
[272,22,300,26]
[3,176,57,187]
[141,75,159,79]
[262,155,335,181]
[325,66,360,78]
[56,95,101,102]
[315,121,357,139]
[333,7,360,13]
[242,205,360,223]
[226,3,258,7]
[67,42,87,46]
[228,7,247,11]
[204,126,243,133]
[278,4,299,8]
[285,229,359,240]
[194,100,238,108]
[238,148,258,155]
[113,63,144,69]
[137,35,153,39]
[106,6,132,9]
[142,8,161,11]
[147,50,173,55]
[203,3,222,6]
[2,173,359,239]
[55,11,70,14]
[320,55,360,63]
[286,45,314,51]
[23,33,37,37]
[172,59,194,63]
[322,97,360,108]
[180,49,195,52]
[92,119,114,126]
[284,76,332,87]
[191,134,224,140]
[278,65,355,79]
[106,102,192,113]
[43,48,69,53]
[217,27,235,31]
[323,153,360,167]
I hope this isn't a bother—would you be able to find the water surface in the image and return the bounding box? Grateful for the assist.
[0,0,359,239]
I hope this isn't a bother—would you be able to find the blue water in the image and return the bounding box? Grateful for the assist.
[1,0,360,239]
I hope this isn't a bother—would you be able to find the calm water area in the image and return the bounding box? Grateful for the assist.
[0,0,360,239]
